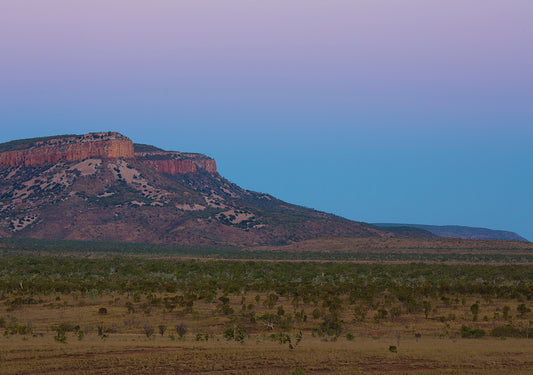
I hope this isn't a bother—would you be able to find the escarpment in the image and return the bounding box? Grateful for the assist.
[0,132,216,174]
[135,151,217,175]
[0,132,134,167]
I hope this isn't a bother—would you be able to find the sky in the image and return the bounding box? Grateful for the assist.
[1,1,532,240]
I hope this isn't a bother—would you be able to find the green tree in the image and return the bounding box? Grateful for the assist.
[503,305,511,320]
[143,324,154,338]
[423,301,431,319]
[517,304,531,317]
[471,302,480,321]
[175,322,187,338]
[353,305,366,322]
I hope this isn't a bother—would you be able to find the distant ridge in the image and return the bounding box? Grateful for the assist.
[374,223,528,242]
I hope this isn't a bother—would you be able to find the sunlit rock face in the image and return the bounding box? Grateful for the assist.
[0,132,134,167]
[0,131,216,175]
[136,151,217,175]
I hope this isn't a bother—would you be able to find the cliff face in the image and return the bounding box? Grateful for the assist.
[0,132,217,175]
[0,132,134,167]
[136,151,217,175]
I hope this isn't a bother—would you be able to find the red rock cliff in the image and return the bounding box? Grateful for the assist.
[0,132,134,167]
[0,132,216,174]
[136,151,217,174]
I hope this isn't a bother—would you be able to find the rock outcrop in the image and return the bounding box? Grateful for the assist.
[136,151,217,175]
[0,132,134,167]
[0,132,217,175]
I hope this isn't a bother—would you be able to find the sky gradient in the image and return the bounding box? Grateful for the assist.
[1,1,532,239]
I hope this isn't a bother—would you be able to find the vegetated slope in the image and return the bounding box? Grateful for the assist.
[247,236,533,253]
[375,223,528,242]
[0,132,422,246]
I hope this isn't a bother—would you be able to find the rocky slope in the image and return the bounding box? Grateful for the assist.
[0,132,432,246]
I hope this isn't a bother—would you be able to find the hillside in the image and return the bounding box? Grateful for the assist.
[247,236,533,253]
[0,132,433,246]
[375,223,528,242]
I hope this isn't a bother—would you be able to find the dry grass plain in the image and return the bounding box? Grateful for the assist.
[1,335,532,375]
[0,239,532,374]
[1,292,532,374]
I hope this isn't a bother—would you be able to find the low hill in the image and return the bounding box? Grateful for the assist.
[374,223,528,242]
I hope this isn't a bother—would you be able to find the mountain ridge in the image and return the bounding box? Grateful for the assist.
[0,132,429,246]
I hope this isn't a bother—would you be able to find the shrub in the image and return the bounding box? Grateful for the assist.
[97,325,109,338]
[280,315,293,331]
[219,304,234,315]
[517,304,531,317]
[470,303,480,321]
[353,306,366,322]
[390,306,401,321]
[51,322,76,333]
[51,322,77,343]
[223,327,234,341]
[15,324,32,335]
[374,308,388,323]
[503,305,511,320]
[175,322,187,338]
[460,325,486,338]
[125,302,135,314]
[5,323,33,336]
[423,301,431,319]
[265,293,279,309]
[295,310,307,323]
[54,330,67,343]
[143,324,154,338]
[259,313,281,330]
[224,325,246,343]
[491,324,522,338]
[195,333,209,342]
[315,314,343,337]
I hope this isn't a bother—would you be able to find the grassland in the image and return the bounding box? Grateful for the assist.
[2,335,532,374]
[0,238,532,374]
[2,237,533,263]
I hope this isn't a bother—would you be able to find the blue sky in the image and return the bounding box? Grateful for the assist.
[1,1,532,239]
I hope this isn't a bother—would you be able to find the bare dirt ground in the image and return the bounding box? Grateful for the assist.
[1,336,532,375]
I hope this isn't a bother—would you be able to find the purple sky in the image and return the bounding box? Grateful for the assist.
[1,1,532,239]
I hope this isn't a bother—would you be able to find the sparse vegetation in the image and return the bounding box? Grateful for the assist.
[0,242,531,374]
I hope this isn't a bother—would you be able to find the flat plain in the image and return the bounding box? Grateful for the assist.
[0,238,532,374]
